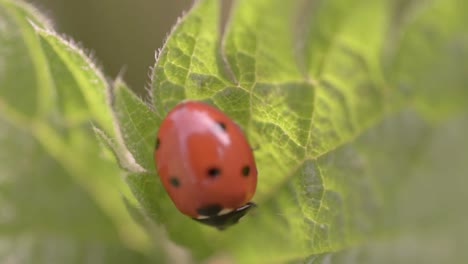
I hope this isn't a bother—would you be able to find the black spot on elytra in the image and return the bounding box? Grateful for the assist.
[169,177,180,187]
[197,204,222,216]
[155,138,160,150]
[207,167,221,178]
[217,121,226,131]
[242,166,250,177]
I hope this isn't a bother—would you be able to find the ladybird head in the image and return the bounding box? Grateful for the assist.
[193,202,256,230]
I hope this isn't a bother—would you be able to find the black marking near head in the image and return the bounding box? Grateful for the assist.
[169,176,180,187]
[242,165,250,177]
[155,138,160,150]
[207,167,221,178]
[193,202,256,230]
[196,204,223,216]
[217,121,227,131]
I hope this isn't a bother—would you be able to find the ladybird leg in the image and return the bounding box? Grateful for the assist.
[155,137,160,151]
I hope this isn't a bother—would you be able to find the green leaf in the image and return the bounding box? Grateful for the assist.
[0,0,53,117]
[297,113,468,264]
[33,26,116,137]
[0,116,155,263]
[389,0,468,120]
[0,0,160,262]
[113,79,157,171]
[113,0,468,262]
[30,22,146,254]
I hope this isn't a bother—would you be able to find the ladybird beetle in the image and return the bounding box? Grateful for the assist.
[154,101,257,230]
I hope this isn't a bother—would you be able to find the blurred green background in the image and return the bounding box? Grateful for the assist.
[27,0,193,94]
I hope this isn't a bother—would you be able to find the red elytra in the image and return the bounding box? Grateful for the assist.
[154,101,257,230]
